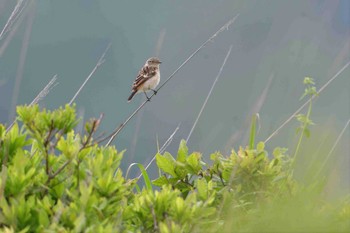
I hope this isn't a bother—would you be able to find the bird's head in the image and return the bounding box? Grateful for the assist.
[146,57,162,67]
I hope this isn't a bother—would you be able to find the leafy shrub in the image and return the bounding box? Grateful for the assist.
[0,105,349,232]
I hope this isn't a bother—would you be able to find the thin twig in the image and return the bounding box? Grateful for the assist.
[68,43,112,105]
[264,61,350,143]
[104,14,240,146]
[47,113,103,183]
[48,159,72,181]
[186,45,233,143]
[6,75,58,132]
[151,205,159,231]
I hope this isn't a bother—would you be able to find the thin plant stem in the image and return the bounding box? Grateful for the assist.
[225,73,273,152]
[30,75,59,106]
[104,14,240,146]
[293,100,312,163]
[186,45,233,143]
[0,0,27,40]
[129,102,144,162]
[0,0,30,58]
[6,75,58,132]
[9,2,35,122]
[130,30,166,161]
[135,124,180,180]
[68,43,112,105]
[315,118,350,177]
[156,14,239,95]
[264,61,350,143]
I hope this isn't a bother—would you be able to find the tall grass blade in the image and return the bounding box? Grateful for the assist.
[249,113,258,149]
[126,163,152,191]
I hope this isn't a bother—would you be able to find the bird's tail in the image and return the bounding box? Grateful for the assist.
[127,90,137,102]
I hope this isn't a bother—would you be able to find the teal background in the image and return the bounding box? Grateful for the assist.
[0,0,349,179]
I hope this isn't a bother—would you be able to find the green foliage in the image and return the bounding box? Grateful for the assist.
[300,76,318,100]
[294,77,318,162]
[0,104,348,232]
[249,113,258,149]
[0,105,133,232]
[124,185,216,232]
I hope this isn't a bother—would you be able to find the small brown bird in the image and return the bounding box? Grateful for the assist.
[128,57,162,102]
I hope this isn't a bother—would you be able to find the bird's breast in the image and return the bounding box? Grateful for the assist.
[140,72,160,91]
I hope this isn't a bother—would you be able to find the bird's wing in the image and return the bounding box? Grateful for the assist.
[132,66,157,90]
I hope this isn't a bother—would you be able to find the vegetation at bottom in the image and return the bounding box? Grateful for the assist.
[0,103,349,232]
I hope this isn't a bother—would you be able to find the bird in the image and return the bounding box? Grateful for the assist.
[128,57,162,102]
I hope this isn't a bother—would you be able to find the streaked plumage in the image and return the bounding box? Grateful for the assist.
[128,57,161,102]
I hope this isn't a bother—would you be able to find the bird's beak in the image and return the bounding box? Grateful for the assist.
[158,61,162,64]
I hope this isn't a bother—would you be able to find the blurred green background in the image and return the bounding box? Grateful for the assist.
[0,0,349,180]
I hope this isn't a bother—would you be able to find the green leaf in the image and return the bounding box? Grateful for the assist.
[159,222,170,233]
[303,77,315,85]
[303,128,311,138]
[296,114,306,123]
[177,139,188,162]
[0,198,13,223]
[256,141,265,152]
[56,131,79,159]
[17,105,39,124]
[210,152,220,161]
[174,164,187,179]
[74,213,86,232]
[196,178,208,200]
[134,184,141,193]
[156,153,176,177]
[0,124,5,139]
[254,152,266,164]
[37,208,50,228]
[272,147,288,158]
[186,152,202,174]
[249,114,258,149]
[152,176,169,186]
[136,163,152,191]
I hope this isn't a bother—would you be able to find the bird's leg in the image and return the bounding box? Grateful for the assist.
[144,92,151,101]
[151,89,157,95]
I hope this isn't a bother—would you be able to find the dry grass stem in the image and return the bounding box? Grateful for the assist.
[136,123,180,180]
[104,14,240,146]
[6,74,58,132]
[68,43,112,105]
[264,61,350,143]
[9,3,35,122]
[186,45,233,143]
[316,118,350,177]
[0,0,27,40]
